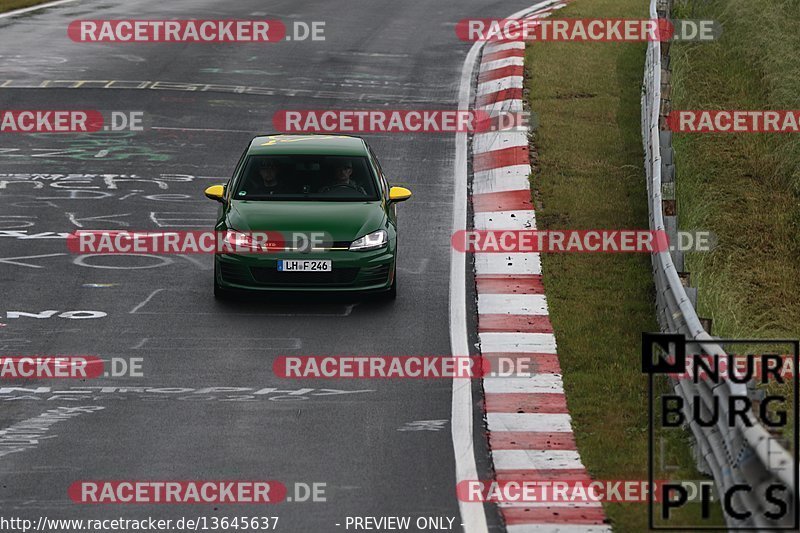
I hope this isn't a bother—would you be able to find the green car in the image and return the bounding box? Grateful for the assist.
[204,134,411,299]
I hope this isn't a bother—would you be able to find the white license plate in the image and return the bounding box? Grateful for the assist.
[278,260,332,272]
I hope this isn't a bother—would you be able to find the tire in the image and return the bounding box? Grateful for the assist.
[385,267,397,300]
[214,261,232,300]
[214,279,228,300]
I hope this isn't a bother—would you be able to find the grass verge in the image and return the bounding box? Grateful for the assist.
[670,0,798,441]
[0,0,58,14]
[524,0,724,529]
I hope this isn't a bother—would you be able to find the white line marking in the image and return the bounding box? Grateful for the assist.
[131,338,148,350]
[480,332,558,353]
[397,419,448,432]
[129,288,165,314]
[526,12,555,21]
[177,255,212,270]
[0,0,77,19]
[152,126,254,134]
[132,302,358,318]
[0,253,66,268]
[487,413,572,433]
[134,337,302,350]
[478,293,549,315]
[398,257,430,275]
[148,212,216,227]
[133,310,354,317]
[493,449,584,470]
[0,406,103,460]
[452,3,564,532]
[451,22,489,533]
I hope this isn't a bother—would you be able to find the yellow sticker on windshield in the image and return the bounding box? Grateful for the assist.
[260,135,341,146]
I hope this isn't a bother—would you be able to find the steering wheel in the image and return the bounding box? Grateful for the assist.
[322,183,360,192]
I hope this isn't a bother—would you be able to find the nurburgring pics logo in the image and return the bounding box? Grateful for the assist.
[643,333,798,529]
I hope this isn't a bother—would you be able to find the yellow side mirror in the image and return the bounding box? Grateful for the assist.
[204,185,225,202]
[389,186,412,203]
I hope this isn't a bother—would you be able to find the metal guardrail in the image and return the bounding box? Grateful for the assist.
[642,0,796,528]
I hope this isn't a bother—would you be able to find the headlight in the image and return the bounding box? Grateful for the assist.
[221,230,262,252]
[349,229,388,251]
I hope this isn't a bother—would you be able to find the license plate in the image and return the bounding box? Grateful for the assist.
[277,260,332,272]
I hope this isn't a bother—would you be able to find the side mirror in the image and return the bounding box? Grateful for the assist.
[388,186,412,203]
[204,185,225,203]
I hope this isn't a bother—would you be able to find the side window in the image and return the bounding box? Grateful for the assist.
[227,146,250,199]
[367,145,389,199]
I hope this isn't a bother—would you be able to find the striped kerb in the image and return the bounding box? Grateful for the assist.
[470,2,610,530]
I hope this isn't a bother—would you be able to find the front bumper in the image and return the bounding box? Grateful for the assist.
[215,247,395,292]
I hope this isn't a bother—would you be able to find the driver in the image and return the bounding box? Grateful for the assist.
[249,158,287,196]
[319,160,366,195]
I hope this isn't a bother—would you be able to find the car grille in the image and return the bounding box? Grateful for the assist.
[221,263,391,288]
[250,267,359,286]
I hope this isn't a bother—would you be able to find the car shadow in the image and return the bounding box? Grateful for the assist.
[214,290,395,316]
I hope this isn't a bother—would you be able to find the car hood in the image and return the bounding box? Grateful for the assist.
[226,200,387,241]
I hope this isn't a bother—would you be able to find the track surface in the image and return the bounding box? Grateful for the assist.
[0,1,541,531]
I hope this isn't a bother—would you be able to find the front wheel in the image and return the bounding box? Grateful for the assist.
[214,261,233,300]
[385,266,397,300]
[213,279,228,300]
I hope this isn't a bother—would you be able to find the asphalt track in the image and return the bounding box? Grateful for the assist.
[0,1,544,531]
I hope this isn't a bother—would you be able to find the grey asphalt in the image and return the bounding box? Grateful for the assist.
[0,1,538,531]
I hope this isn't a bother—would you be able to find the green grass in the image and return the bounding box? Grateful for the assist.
[0,0,56,13]
[670,0,798,440]
[671,0,800,340]
[524,0,723,529]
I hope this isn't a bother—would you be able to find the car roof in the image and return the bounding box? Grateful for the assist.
[247,134,369,156]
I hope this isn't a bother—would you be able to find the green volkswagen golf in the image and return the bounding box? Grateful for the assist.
[204,134,411,299]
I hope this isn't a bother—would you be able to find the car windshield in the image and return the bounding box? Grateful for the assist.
[233,155,380,201]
